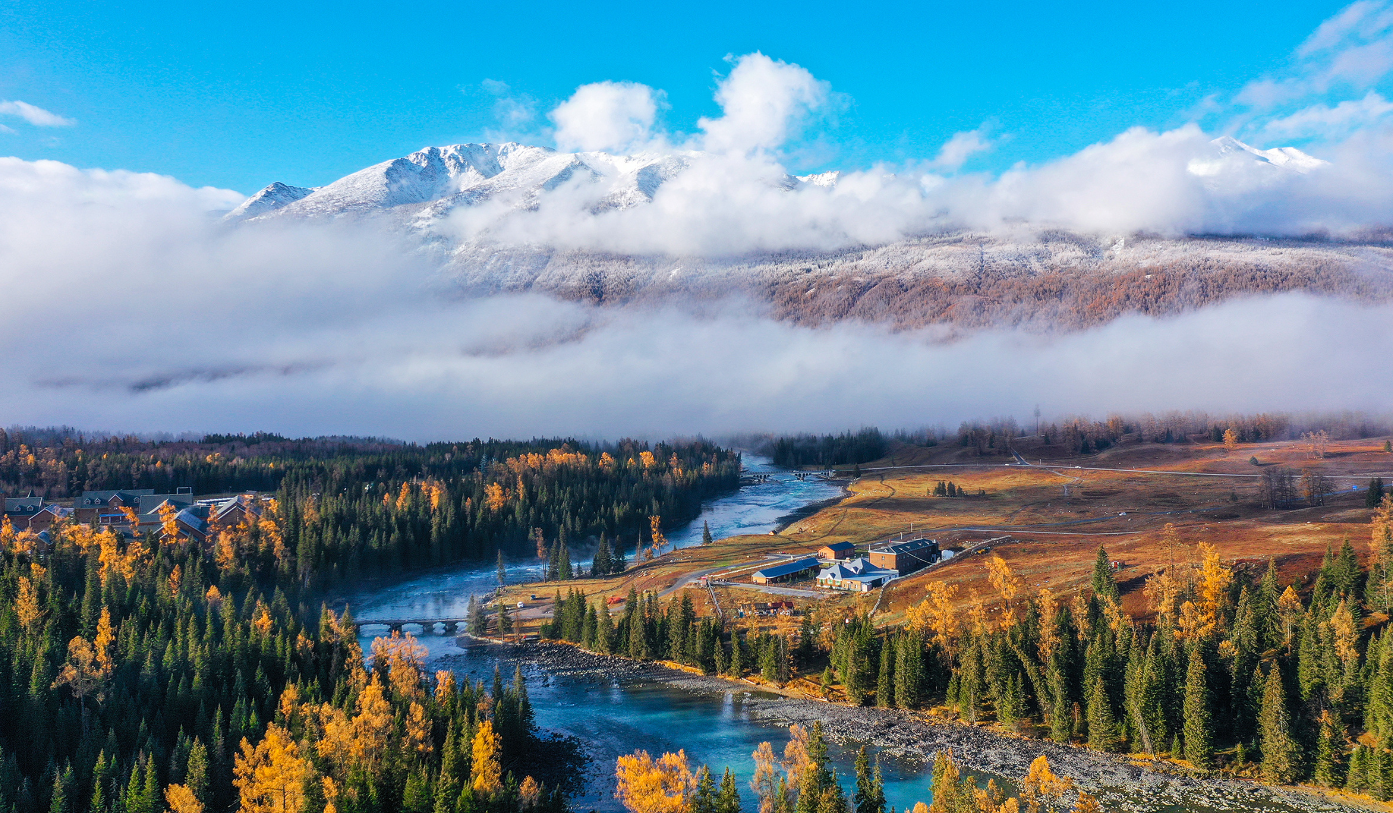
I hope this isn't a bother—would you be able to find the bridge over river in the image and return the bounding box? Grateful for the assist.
[353,617,470,634]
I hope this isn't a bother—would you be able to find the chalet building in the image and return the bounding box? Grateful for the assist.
[74,489,158,525]
[25,504,72,532]
[816,557,897,591]
[817,541,855,561]
[751,557,821,585]
[74,488,211,543]
[3,492,46,529]
[198,494,263,530]
[867,538,940,576]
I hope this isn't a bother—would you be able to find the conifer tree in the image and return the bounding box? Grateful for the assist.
[853,748,884,813]
[1183,647,1213,769]
[1260,665,1299,783]
[1086,675,1122,752]
[876,642,893,708]
[558,538,573,581]
[692,766,717,813]
[703,522,714,546]
[1091,545,1118,602]
[1314,710,1346,788]
[716,768,741,813]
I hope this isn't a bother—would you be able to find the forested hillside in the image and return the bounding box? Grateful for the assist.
[0,521,575,813]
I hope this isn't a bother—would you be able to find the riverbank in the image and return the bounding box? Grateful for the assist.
[772,481,850,533]
[447,638,1379,813]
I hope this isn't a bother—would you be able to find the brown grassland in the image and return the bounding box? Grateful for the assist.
[499,433,1393,636]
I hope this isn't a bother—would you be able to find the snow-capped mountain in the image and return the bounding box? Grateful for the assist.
[225,181,316,220]
[225,142,859,227]
[226,143,708,225]
[1188,135,1328,178]
[231,136,1328,228]
[216,137,1393,336]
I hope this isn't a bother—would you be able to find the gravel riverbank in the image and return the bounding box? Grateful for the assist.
[444,639,1376,813]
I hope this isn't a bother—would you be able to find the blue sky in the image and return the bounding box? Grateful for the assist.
[0,0,1356,194]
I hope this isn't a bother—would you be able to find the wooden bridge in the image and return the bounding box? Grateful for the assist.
[352,618,470,635]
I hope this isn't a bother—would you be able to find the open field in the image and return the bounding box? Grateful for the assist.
[498,434,1393,631]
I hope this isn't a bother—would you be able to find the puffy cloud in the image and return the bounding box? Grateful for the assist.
[697,53,829,155]
[549,81,661,153]
[0,100,75,127]
[927,127,995,172]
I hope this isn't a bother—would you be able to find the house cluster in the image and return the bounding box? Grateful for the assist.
[816,537,944,592]
[3,488,263,548]
[746,537,947,593]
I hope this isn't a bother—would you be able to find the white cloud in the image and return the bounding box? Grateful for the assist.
[927,127,994,171]
[697,53,829,155]
[549,81,661,153]
[3,154,1392,439]
[0,100,75,127]
[1236,1,1393,112]
[1258,91,1393,139]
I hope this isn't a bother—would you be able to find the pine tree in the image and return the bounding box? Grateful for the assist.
[1091,545,1118,602]
[716,768,741,813]
[1183,647,1213,769]
[1086,675,1122,752]
[702,522,714,546]
[692,766,717,813]
[876,642,893,708]
[558,539,573,581]
[853,748,883,813]
[894,633,922,709]
[1260,665,1300,783]
[1314,710,1346,788]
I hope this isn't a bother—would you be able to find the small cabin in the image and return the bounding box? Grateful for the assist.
[817,542,855,561]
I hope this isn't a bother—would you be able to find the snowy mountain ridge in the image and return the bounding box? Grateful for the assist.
[228,136,1329,231]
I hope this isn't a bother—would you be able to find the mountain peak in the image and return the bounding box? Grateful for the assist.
[224,181,315,220]
[1209,135,1327,173]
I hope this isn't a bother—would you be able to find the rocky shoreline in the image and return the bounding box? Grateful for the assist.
[445,638,1377,813]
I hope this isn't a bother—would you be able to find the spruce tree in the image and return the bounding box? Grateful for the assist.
[692,766,717,813]
[876,642,893,708]
[558,537,573,581]
[702,521,714,546]
[1260,664,1300,783]
[1183,647,1213,769]
[1091,545,1118,602]
[716,768,742,813]
[853,748,881,813]
[1086,674,1122,752]
[1314,711,1345,788]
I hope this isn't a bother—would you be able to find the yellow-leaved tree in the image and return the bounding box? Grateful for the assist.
[15,575,43,633]
[233,724,311,813]
[471,720,503,795]
[164,783,204,813]
[614,750,695,813]
[1021,755,1072,813]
